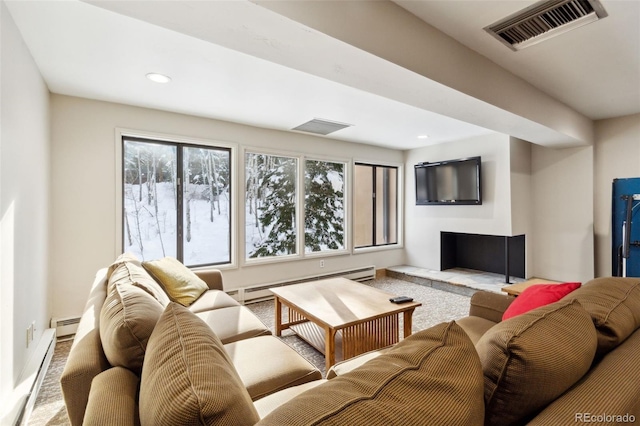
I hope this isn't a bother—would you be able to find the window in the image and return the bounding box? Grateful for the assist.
[122,137,231,266]
[305,160,345,253]
[244,152,348,261]
[245,152,298,259]
[354,163,398,248]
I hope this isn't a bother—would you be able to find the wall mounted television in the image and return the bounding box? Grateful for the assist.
[415,156,482,205]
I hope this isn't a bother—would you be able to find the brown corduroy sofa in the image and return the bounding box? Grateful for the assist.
[63,258,640,425]
[60,254,323,425]
[329,277,640,425]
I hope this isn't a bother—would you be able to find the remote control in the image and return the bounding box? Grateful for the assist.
[389,296,414,304]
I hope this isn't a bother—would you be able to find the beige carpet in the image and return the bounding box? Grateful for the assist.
[28,277,471,425]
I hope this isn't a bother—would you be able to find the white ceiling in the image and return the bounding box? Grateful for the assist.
[395,0,640,121]
[5,0,639,150]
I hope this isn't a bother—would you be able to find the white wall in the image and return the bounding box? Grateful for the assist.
[404,133,513,270]
[593,113,640,277]
[531,144,594,283]
[50,94,405,320]
[404,131,595,283]
[509,137,533,276]
[0,0,51,418]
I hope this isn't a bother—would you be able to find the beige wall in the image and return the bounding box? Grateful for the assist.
[509,138,533,276]
[50,94,405,320]
[403,133,514,271]
[531,144,594,283]
[594,114,640,276]
[1,0,50,415]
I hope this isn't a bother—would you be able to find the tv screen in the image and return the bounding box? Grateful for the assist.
[415,156,482,205]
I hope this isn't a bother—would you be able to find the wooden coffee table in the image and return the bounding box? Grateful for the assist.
[271,278,421,371]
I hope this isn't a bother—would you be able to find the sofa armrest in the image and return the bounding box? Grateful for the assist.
[195,269,224,291]
[468,291,515,323]
[61,269,111,426]
[61,328,112,426]
[84,367,140,426]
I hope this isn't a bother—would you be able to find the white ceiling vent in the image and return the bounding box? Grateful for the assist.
[292,118,353,135]
[485,0,607,51]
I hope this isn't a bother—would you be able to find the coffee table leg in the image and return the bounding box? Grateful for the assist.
[275,297,283,337]
[403,309,415,338]
[325,327,336,372]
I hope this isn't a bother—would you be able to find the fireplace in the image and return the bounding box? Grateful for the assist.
[441,232,525,282]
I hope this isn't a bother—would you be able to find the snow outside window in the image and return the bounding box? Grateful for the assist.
[122,137,231,266]
[245,152,298,259]
[245,154,347,260]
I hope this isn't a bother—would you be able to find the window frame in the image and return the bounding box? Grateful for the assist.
[115,128,238,269]
[303,157,350,257]
[353,160,404,253]
[241,146,351,267]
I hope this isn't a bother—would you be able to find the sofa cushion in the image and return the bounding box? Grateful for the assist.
[476,299,597,426]
[224,336,322,401]
[195,306,270,344]
[529,328,640,425]
[142,257,208,306]
[140,302,260,426]
[109,258,170,306]
[188,289,240,313]
[106,252,141,279]
[100,281,165,375]
[326,347,390,379]
[561,277,640,356]
[257,322,485,426]
[502,282,581,320]
[253,380,328,419]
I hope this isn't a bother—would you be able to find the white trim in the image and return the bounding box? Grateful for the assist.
[114,127,238,268]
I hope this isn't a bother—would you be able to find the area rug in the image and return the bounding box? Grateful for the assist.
[27,276,470,425]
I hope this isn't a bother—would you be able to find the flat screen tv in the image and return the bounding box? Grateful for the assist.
[415,156,482,205]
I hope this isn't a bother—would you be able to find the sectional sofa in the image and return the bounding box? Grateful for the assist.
[60,254,323,425]
[61,254,640,425]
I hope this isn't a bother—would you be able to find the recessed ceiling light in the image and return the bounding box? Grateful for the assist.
[146,73,171,84]
[417,135,429,139]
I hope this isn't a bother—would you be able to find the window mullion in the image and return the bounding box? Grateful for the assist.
[176,146,184,263]
[371,165,377,247]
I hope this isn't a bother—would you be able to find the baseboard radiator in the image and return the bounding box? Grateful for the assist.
[4,329,57,426]
[50,316,81,338]
[227,265,376,304]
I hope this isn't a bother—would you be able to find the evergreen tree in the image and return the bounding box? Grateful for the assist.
[304,160,344,252]
[250,156,298,257]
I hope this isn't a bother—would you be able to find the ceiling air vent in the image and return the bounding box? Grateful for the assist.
[292,118,353,136]
[485,0,607,51]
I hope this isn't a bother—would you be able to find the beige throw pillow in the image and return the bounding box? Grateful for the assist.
[257,321,485,426]
[139,302,260,426]
[142,257,208,306]
[476,299,597,425]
